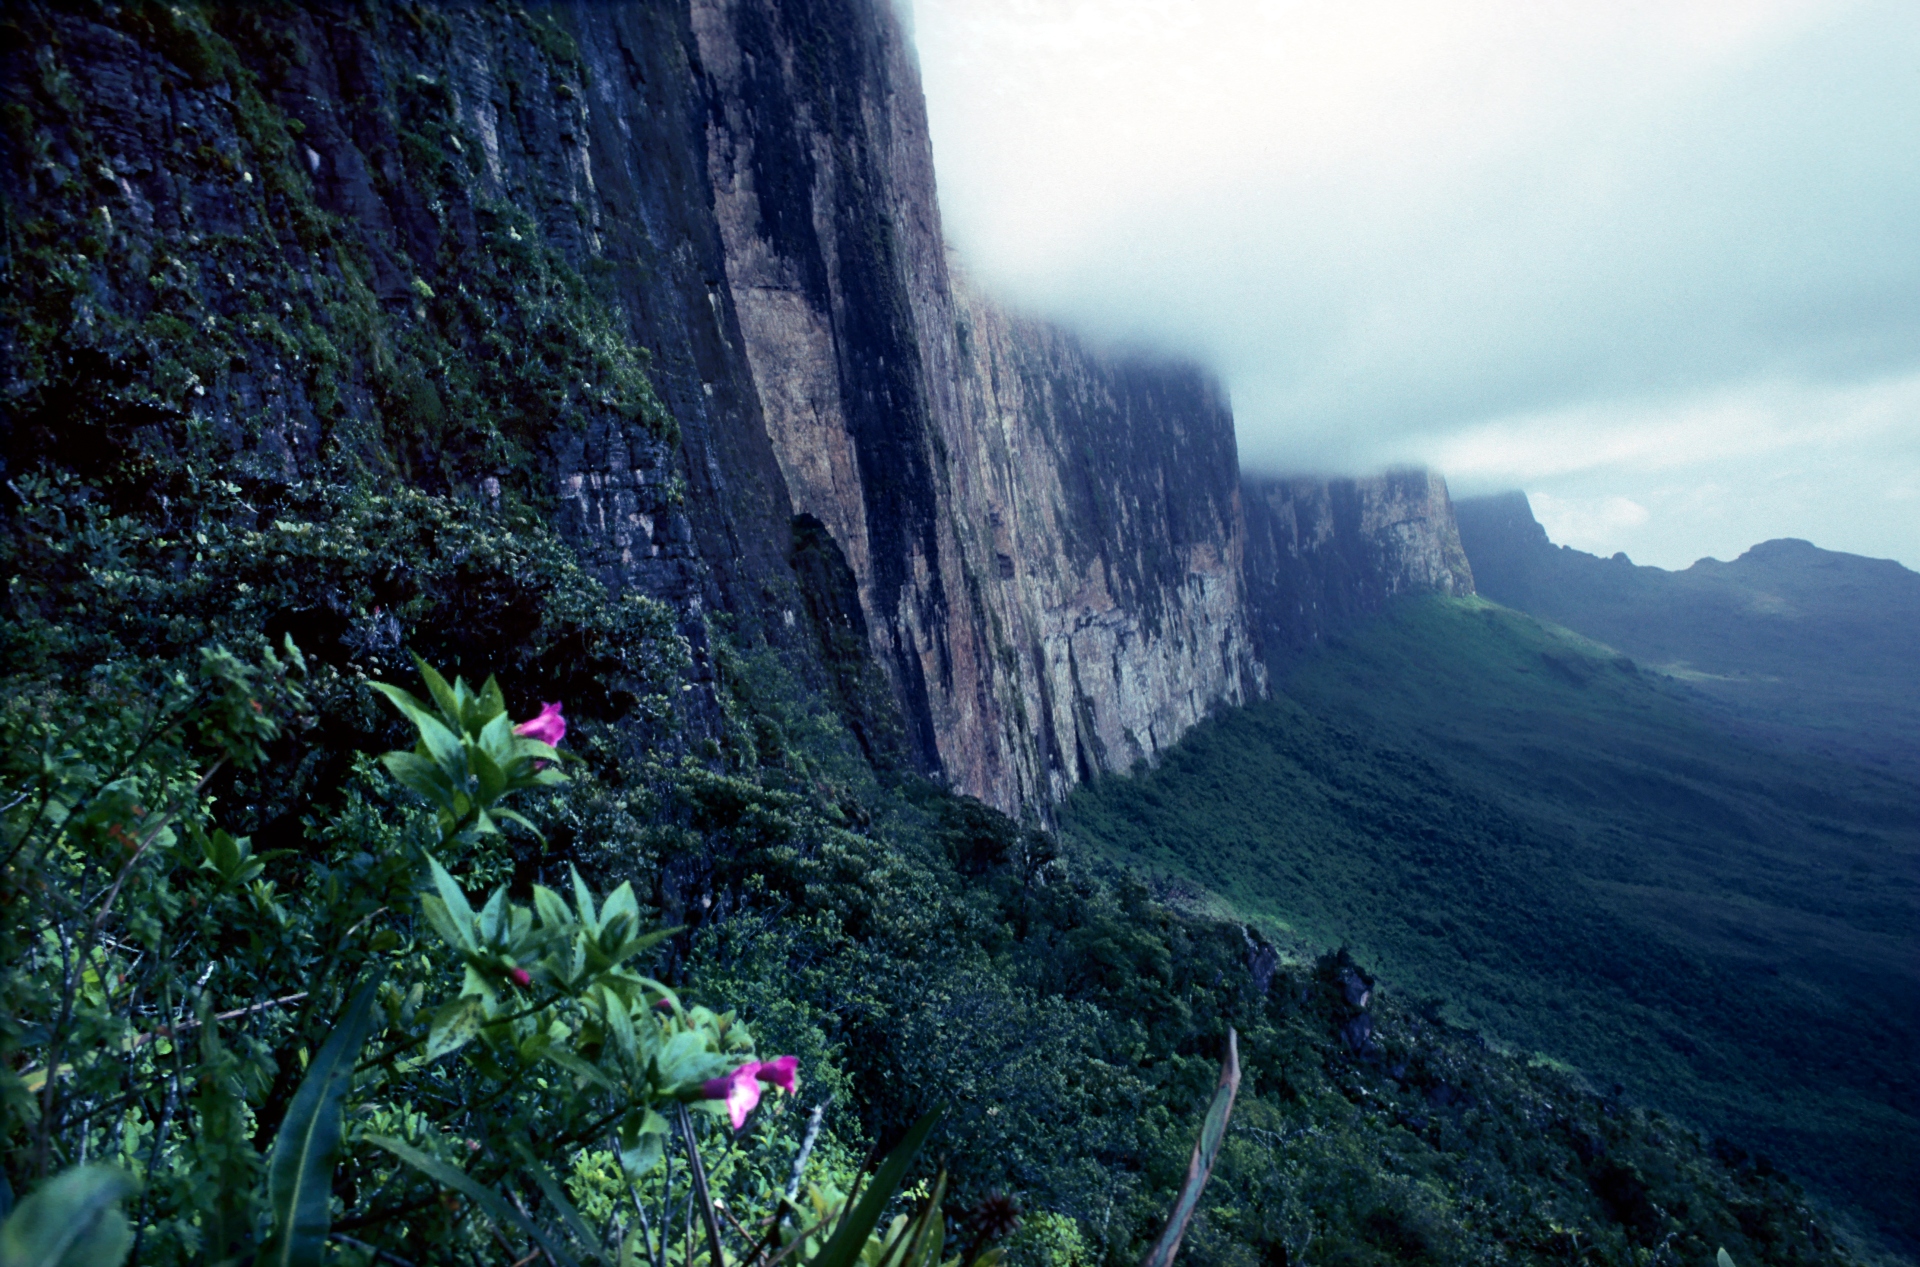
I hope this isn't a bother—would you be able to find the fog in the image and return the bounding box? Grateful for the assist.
[910,0,1920,569]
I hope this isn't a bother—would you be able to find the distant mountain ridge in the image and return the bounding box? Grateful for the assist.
[1455,491,1920,782]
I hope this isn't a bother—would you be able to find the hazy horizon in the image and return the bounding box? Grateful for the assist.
[910,0,1920,571]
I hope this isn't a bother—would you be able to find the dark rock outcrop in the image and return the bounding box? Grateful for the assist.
[1242,469,1475,669]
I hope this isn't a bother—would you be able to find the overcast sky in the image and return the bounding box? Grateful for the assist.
[909,0,1920,570]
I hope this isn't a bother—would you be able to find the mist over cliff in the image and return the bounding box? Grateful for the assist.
[677,0,1466,811]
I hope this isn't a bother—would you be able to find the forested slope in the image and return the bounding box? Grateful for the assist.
[1064,596,1920,1258]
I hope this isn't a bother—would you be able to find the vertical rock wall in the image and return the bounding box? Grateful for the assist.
[693,0,972,779]
[2,0,1476,816]
[1241,470,1476,666]
[692,0,1263,811]
[945,271,1265,804]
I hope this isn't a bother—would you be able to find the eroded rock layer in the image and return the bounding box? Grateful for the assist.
[693,0,1267,809]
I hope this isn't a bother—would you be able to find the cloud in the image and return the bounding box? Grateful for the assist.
[1431,370,1920,484]
[1530,494,1651,557]
[912,0,1920,566]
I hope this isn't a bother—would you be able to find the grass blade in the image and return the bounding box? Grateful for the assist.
[515,1140,607,1263]
[1140,1028,1240,1267]
[263,972,386,1267]
[810,1112,940,1267]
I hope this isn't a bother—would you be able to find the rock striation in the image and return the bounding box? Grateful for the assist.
[692,0,1265,808]
[944,270,1265,804]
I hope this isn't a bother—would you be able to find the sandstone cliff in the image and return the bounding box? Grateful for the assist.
[1242,470,1476,667]
[692,0,1263,808]
[0,0,1471,815]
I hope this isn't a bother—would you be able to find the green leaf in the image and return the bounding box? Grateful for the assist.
[1718,1252,1737,1267]
[603,991,638,1068]
[427,997,485,1061]
[263,972,386,1267]
[478,709,517,768]
[622,926,678,960]
[202,827,239,875]
[513,736,564,769]
[379,751,458,814]
[532,884,573,931]
[571,865,599,932]
[654,1031,729,1093]
[377,678,466,769]
[369,680,435,732]
[365,1135,584,1267]
[426,856,478,951]
[618,1109,669,1178]
[508,902,536,950]
[811,1112,940,1267]
[420,896,470,956]
[492,806,547,840]
[541,1044,617,1091]
[479,675,509,727]
[1140,1029,1241,1267]
[469,742,508,810]
[476,887,508,947]
[413,656,465,733]
[0,1165,136,1267]
[599,882,641,947]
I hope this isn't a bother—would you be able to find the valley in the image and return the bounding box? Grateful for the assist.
[1063,595,1920,1255]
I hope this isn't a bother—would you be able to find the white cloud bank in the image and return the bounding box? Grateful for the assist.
[911,0,1920,569]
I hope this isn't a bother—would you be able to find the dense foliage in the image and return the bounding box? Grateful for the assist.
[0,2,1891,1264]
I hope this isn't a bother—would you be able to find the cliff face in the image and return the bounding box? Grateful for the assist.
[945,272,1264,803]
[692,0,1262,808]
[0,0,1470,815]
[1241,470,1475,666]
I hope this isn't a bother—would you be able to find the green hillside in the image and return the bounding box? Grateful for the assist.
[1061,595,1920,1255]
[1455,493,1920,781]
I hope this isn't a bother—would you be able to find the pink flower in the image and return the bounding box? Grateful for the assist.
[698,1056,799,1129]
[513,702,566,747]
[700,1063,765,1130]
[509,967,532,987]
[754,1054,799,1093]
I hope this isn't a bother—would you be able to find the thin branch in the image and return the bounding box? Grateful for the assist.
[88,756,227,931]
[784,1101,828,1202]
[676,1104,728,1267]
[613,1132,661,1267]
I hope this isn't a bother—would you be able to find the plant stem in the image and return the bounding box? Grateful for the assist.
[677,1103,728,1267]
